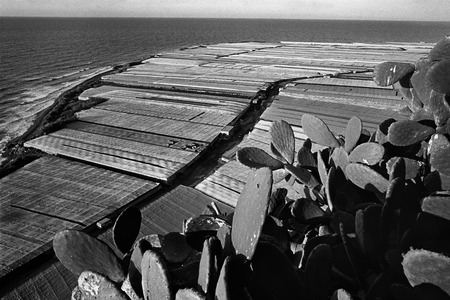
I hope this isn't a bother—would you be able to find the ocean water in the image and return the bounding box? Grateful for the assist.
[1,17,450,154]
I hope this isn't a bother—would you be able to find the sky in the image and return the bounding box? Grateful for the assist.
[1,0,450,22]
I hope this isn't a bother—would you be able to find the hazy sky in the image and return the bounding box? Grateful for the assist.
[1,0,450,21]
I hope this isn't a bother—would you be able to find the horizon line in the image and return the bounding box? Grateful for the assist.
[1,16,450,23]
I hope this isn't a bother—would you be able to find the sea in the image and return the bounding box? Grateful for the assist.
[1,17,450,156]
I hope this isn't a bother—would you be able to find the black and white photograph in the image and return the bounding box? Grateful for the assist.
[1,1,450,299]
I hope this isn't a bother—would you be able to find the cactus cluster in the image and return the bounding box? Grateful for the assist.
[235,112,450,298]
[374,36,450,129]
[53,38,450,299]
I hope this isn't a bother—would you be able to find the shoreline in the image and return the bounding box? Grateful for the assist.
[0,61,141,178]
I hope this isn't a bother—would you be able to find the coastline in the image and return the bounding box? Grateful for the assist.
[0,62,140,178]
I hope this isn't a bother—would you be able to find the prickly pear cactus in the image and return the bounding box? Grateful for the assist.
[175,288,206,300]
[270,120,296,164]
[421,195,450,221]
[77,271,129,300]
[331,289,354,300]
[429,91,450,126]
[113,206,142,255]
[429,36,450,61]
[374,36,450,133]
[291,197,325,223]
[373,61,415,86]
[236,147,284,170]
[215,255,252,300]
[284,163,319,189]
[430,135,450,176]
[411,58,435,108]
[297,141,316,167]
[386,157,422,181]
[198,236,220,297]
[355,205,383,270]
[251,241,304,300]
[346,163,389,193]
[161,232,193,264]
[348,142,384,166]
[141,249,172,300]
[344,116,362,153]
[402,249,450,296]
[232,167,272,260]
[387,120,435,146]
[331,146,349,172]
[53,229,125,282]
[305,244,333,300]
[301,114,340,148]
[426,59,450,94]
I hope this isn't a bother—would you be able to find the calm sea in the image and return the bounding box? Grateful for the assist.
[1,17,449,152]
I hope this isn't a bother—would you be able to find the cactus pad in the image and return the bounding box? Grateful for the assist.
[291,198,326,223]
[429,91,450,127]
[141,249,172,300]
[170,259,201,291]
[251,241,304,300]
[129,237,156,297]
[305,244,333,300]
[198,236,220,296]
[345,116,362,153]
[430,138,450,176]
[424,171,450,193]
[270,120,295,164]
[348,142,384,166]
[421,196,450,221]
[346,163,389,193]
[317,149,329,186]
[429,133,450,153]
[375,118,395,144]
[77,271,129,300]
[388,156,406,181]
[387,120,435,146]
[161,232,193,264]
[175,288,206,300]
[297,145,316,168]
[427,59,450,95]
[284,163,319,189]
[331,289,354,300]
[373,61,415,86]
[232,167,272,260]
[385,177,406,209]
[330,211,355,234]
[411,59,435,107]
[268,188,287,216]
[236,147,284,170]
[402,249,450,295]
[429,36,450,61]
[301,114,340,148]
[355,205,383,269]
[53,230,125,282]
[184,215,227,233]
[387,157,422,180]
[325,166,336,212]
[331,146,349,172]
[215,255,252,300]
[113,206,142,255]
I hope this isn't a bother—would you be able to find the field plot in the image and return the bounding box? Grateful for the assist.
[27,87,252,182]
[0,157,158,278]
